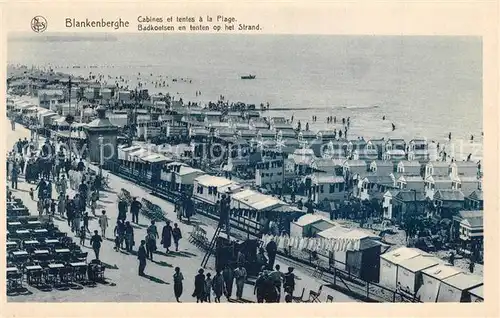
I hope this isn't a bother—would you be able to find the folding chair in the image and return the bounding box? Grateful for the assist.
[326,295,334,303]
[292,288,305,302]
[308,285,323,303]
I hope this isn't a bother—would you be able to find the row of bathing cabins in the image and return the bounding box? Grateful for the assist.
[18,87,483,248]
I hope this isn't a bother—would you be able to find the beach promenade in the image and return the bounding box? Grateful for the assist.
[6,122,358,303]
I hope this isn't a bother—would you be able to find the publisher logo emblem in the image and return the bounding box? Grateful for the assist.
[31,16,47,33]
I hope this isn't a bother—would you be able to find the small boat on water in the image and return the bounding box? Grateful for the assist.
[241,75,256,80]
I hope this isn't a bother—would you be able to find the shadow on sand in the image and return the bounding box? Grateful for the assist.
[142,274,169,284]
[152,260,173,268]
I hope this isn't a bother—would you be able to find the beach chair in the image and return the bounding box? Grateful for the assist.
[292,288,305,303]
[326,295,334,303]
[308,285,323,303]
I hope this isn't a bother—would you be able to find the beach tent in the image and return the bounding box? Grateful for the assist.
[396,255,441,295]
[416,264,462,302]
[436,272,483,302]
[379,247,428,290]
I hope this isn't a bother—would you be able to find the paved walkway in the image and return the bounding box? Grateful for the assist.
[6,122,358,303]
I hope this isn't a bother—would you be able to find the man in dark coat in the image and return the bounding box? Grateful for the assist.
[161,221,173,253]
[118,199,128,222]
[36,177,47,200]
[266,240,278,269]
[222,265,234,300]
[130,197,142,224]
[90,230,103,260]
[193,269,206,303]
[138,240,147,276]
[77,159,85,172]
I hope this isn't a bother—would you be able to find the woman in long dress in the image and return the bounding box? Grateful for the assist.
[212,270,225,303]
[173,267,184,302]
[161,221,173,253]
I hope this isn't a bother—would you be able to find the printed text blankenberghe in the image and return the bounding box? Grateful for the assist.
[65,18,130,30]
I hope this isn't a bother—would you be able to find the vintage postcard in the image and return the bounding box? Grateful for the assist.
[0,1,498,317]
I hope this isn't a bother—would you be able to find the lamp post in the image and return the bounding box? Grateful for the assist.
[98,135,104,179]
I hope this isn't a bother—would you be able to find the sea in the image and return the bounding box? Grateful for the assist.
[7,34,483,160]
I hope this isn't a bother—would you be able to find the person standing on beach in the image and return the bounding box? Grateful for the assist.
[99,210,109,238]
[193,269,206,303]
[234,265,247,300]
[222,265,234,300]
[161,220,173,254]
[90,230,103,260]
[172,223,182,252]
[137,240,147,276]
[130,197,142,224]
[173,267,184,302]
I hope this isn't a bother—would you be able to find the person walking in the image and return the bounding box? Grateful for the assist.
[172,223,182,252]
[118,198,128,222]
[83,212,90,233]
[10,162,19,189]
[234,265,247,301]
[137,240,147,276]
[266,240,278,270]
[146,221,159,261]
[212,269,225,303]
[269,264,284,302]
[205,273,213,303]
[222,265,234,300]
[173,266,184,302]
[130,197,142,224]
[124,221,135,252]
[254,269,268,303]
[114,220,125,251]
[99,210,109,238]
[193,269,206,303]
[283,267,296,298]
[90,230,103,260]
[161,221,173,254]
[469,259,475,273]
[79,225,86,246]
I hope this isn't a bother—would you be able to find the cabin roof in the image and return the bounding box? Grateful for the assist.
[468,285,484,299]
[317,227,379,241]
[442,273,483,291]
[293,214,337,227]
[399,175,424,182]
[399,160,421,167]
[468,190,483,201]
[194,175,234,187]
[398,255,441,273]
[460,217,483,228]
[434,189,465,201]
[454,176,480,183]
[364,175,394,185]
[344,160,367,167]
[371,160,393,167]
[456,210,483,220]
[395,190,426,202]
[451,161,477,168]
[314,175,345,184]
[422,264,462,280]
[381,247,428,264]
[428,161,450,168]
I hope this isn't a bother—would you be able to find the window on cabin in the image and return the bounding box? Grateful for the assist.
[330,184,335,193]
[339,183,344,192]
[320,185,324,193]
